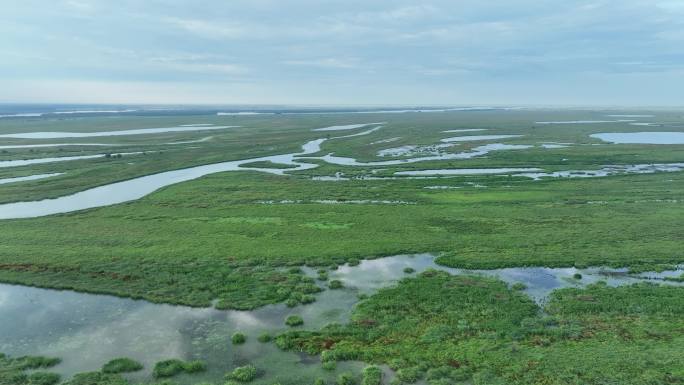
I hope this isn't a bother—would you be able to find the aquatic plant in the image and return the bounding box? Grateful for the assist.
[258,333,272,343]
[102,357,143,373]
[361,366,382,385]
[227,364,259,382]
[232,332,247,344]
[403,267,415,274]
[328,280,344,289]
[286,315,304,326]
[152,359,206,378]
[511,282,527,290]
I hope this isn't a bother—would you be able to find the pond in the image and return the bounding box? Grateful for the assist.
[0,125,235,139]
[591,132,684,144]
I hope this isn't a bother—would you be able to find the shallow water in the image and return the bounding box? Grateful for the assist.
[440,134,522,142]
[535,120,635,124]
[0,154,107,168]
[591,132,684,144]
[0,125,235,139]
[394,167,543,176]
[1,253,680,384]
[312,122,384,131]
[516,163,684,180]
[0,143,113,149]
[0,173,63,185]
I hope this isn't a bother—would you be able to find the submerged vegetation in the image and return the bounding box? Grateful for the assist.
[152,359,206,378]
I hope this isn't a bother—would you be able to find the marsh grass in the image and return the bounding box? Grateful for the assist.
[152,359,206,378]
[276,271,684,385]
[101,357,143,373]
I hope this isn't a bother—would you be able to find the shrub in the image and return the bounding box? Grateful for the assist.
[102,357,143,373]
[286,298,299,307]
[348,259,361,266]
[573,273,583,280]
[322,361,336,371]
[227,364,259,382]
[152,359,205,378]
[314,378,326,385]
[153,359,185,378]
[397,366,423,383]
[183,360,206,373]
[286,315,304,326]
[362,366,382,385]
[403,267,415,274]
[300,294,316,304]
[329,280,344,289]
[258,333,272,343]
[232,332,247,344]
[27,372,60,385]
[318,271,329,281]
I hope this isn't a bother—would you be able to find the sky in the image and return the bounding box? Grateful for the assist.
[1,0,683,106]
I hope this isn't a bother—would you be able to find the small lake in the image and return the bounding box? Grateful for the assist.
[1,253,680,384]
[0,173,62,185]
[591,132,684,144]
[0,125,235,139]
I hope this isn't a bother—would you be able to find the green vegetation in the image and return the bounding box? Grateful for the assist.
[361,366,382,385]
[0,354,61,385]
[101,358,143,374]
[226,364,259,382]
[285,315,304,327]
[152,359,206,378]
[1,110,684,384]
[336,372,356,385]
[232,332,247,344]
[511,282,527,290]
[239,161,298,169]
[276,271,684,385]
[0,111,682,312]
[402,267,415,274]
[257,333,272,343]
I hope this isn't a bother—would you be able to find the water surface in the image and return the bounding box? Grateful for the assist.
[0,125,235,139]
[591,132,684,144]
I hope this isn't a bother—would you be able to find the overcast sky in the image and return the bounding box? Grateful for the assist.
[1,0,683,106]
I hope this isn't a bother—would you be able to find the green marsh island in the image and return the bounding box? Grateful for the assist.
[0,107,683,385]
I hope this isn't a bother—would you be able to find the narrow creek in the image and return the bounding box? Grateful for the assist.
[1,253,681,384]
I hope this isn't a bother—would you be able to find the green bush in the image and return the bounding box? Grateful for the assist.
[182,360,206,373]
[152,359,205,378]
[227,364,259,382]
[322,361,336,371]
[286,315,304,326]
[27,372,61,385]
[232,332,247,344]
[511,282,527,291]
[258,333,272,343]
[102,357,143,373]
[403,267,415,274]
[329,280,344,289]
[361,366,382,385]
